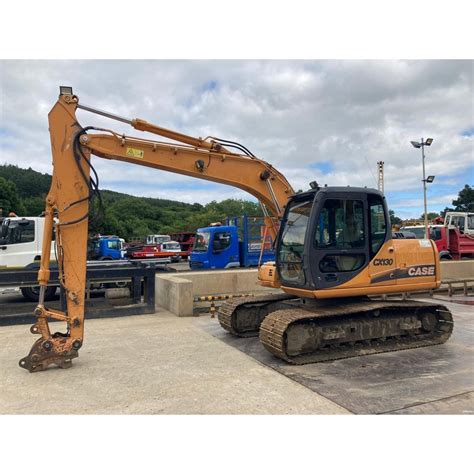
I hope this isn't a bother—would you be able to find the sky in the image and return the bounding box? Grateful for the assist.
[0,59,472,219]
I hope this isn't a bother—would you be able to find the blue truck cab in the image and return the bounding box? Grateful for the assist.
[189,216,275,270]
[190,225,239,269]
[88,236,125,261]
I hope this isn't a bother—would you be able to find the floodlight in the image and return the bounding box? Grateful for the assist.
[59,86,73,96]
[426,175,435,183]
[410,141,421,148]
[425,138,433,146]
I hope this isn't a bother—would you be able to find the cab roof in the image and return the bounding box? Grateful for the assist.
[291,186,384,200]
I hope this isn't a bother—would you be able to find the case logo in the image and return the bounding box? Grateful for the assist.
[408,265,435,276]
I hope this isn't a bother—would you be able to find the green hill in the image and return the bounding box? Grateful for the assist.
[0,164,261,239]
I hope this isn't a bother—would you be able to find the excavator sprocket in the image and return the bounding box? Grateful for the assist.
[218,293,299,337]
[259,299,453,364]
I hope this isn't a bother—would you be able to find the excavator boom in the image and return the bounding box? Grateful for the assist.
[20,87,293,372]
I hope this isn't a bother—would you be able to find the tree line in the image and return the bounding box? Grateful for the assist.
[1,164,472,238]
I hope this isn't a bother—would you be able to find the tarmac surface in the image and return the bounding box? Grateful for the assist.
[203,298,474,414]
[0,298,472,415]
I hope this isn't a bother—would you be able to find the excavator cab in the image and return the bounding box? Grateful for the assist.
[277,186,389,291]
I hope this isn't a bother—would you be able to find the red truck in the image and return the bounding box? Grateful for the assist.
[126,241,182,262]
[169,232,196,259]
[401,212,474,260]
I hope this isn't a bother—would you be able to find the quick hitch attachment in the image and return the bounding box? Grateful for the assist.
[19,298,82,373]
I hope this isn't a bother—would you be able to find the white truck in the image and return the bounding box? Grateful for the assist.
[444,212,474,237]
[146,234,171,245]
[0,216,57,300]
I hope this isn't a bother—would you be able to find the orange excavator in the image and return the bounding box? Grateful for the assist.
[20,87,453,372]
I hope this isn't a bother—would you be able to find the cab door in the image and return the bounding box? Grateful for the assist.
[309,194,370,289]
[367,194,397,287]
[210,229,239,269]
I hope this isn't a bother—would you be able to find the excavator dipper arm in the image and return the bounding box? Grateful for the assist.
[19,88,293,372]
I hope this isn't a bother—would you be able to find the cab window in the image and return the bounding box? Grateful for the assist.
[468,214,474,230]
[429,227,442,241]
[107,240,119,250]
[369,195,386,256]
[455,216,466,232]
[278,198,313,284]
[212,232,231,252]
[319,254,365,273]
[1,219,35,245]
[315,199,365,249]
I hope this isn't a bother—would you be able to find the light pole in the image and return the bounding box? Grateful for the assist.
[410,138,434,239]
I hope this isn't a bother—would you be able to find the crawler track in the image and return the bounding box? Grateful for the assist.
[217,293,299,337]
[259,300,453,364]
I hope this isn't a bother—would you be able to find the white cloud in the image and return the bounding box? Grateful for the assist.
[0,60,472,217]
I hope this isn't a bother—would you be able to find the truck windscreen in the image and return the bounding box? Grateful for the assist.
[193,232,211,252]
[0,220,35,245]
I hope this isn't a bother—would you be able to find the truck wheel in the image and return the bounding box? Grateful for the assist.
[20,286,57,302]
[99,256,113,261]
[440,254,452,260]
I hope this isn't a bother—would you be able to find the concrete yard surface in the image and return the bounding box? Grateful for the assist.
[0,310,348,414]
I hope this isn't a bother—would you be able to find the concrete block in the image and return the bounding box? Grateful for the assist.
[440,260,474,280]
[155,269,274,317]
[177,269,262,296]
[156,275,193,317]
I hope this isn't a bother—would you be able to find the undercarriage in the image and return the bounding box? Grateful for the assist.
[218,295,453,364]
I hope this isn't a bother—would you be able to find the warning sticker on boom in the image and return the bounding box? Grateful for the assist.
[126,147,144,159]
